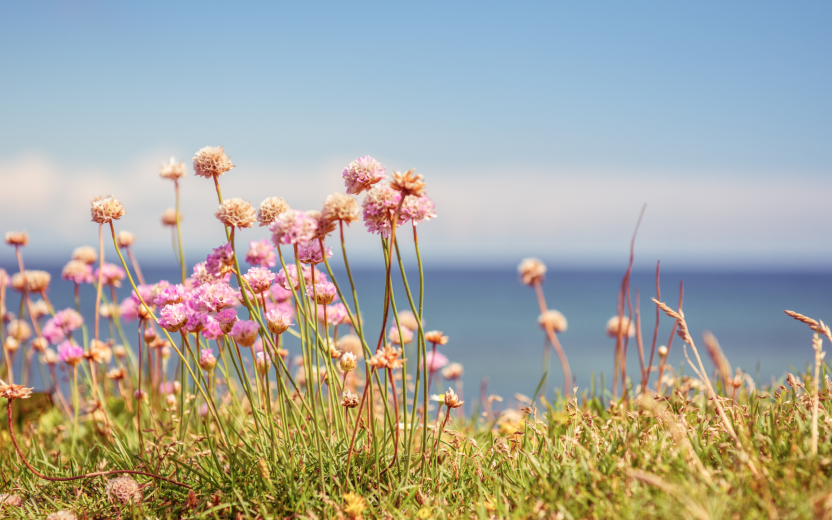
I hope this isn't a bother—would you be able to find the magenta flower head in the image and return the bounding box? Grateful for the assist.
[57,340,84,366]
[230,320,259,347]
[243,266,275,294]
[130,284,155,305]
[308,281,337,305]
[319,302,349,326]
[255,351,271,375]
[199,349,217,372]
[297,241,333,265]
[206,243,235,278]
[275,265,301,291]
[271,283,292,303]
[342,156,386,195]
[188,282,238,313]
[119,298,139,322]
[265,308,293,335]
[159,303,190,332]
[185,311,215,333]
[217,308,238,334]
[246,239,276,268]
[153,284,186,306]
[41,320,65,344]
[94,262,126,287]
[425,350,449,373]
[362,184,405,238]
[202,317,224,340]
[401,194,437,226]
[53,308,84,332]
[270,209,317,246]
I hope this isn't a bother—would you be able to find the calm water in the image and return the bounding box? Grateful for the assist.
[8,264,832,404]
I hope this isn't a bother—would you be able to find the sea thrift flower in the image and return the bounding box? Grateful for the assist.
[425,350,449,372]
[159,156,186,180]
[321,302,349,326]
[442,362,463,380]
[271,283,292,303]
[94,262,126,287]
[343,156,386,195]
[388,325,413,345]
[538,310,568,333]
[257,197,290,227]
[255,351,270,375]
[424,330,448,345]
[11,270,51,293]
[201,317,224,340]
[337,334,363,358]
[90,196,126,224]
[217,308,238,334]
[72,246,97,264]
[185,311,213,333]
[215,197,256,228]
[61,260,94,284]
[401,194,437,225]
[199,349,217,372]
[390,169,426,198]
[308,281,337,305]
[246,239,277,267]
[153,284,186,306]
[265,308,292,334]
[105,475,142,505]
[161,208,181,227]
[0,385,31,400]
[341,390,359,408]
[362,184,404,237]
[130,284,154,305]
[243,266,275,294]
[206,243,235,277]
[116,230,135,247]
[188,282,237,313]
[308,210,337,239]
[518,258,546,286]
[270,209,317,245]
[43,349,60,365]
[606,316,636,338]
[159,303,190,332]
[322,192,360,223]
[397,311,420,331]
[230,320,259,347]
[5,231,28,247]
[297,240,333,265]
[7,319,32,341]
[87,339,112,364]
[443,387,463,408]
[193,146,234,178]
[52,309,84,333]
[57,341,84,366]
[4,338,19,353]
[46,511,76,520]
[191,262,220,286]
[340,352,357,372]
[31,337,47,352]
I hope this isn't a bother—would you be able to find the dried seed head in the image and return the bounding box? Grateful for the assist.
[257,197,290,227]
[105,475,142,505]
[11,270,51,293]
[116,230,135,248]
[215,198,256,229]
[424,330,448,345]
[5,231,28,247]
[342,492,366,519]
[90,196,126,224]
[442,362,464,380]
[0,384,33,400]
[159,157,186,180]
[308,210,337,239]
[46,511,77,520]
[0,494,22,507]
[518,258,546,286]
[444,388,464,408]
[193,146,234,178]
[605,316,636,338]
[87,339,112,364]
[336,334,363,358]
[31,337,48,352]
[106,367,126,381]
[538,310,568,333]
[390,169,425,198]
[341,390,360,408]
[322,192,360,224]
[4,337,19,353]
[339,352,357,372]
[7,319,32,341]
[72,245,97,264]
[161,208,181,227]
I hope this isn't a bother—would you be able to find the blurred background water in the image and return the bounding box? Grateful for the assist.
[6,261,831,407]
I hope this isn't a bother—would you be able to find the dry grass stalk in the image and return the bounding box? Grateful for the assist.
[702,331,731,393]
[626,468,711,520]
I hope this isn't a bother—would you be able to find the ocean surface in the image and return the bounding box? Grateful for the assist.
[6,264,832,406]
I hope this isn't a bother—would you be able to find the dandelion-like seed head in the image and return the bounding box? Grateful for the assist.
[5,231,28,247]
[390,169,425,198]
[257,197,290,227]
[193,146,234,179]
[343,156,386,195]
[518,258,546,286]
[159,156,187,180]
[105,475,142,505]
[606,316,636,338]
[90,196,126,224]
[72,245,97,264]
[161,208,181,227]
[322,192,360,224]
[538,310,568,333]
[215,198,256,229]
[116,230,135,248]
[444,387,464,408]
[0,384,33,400]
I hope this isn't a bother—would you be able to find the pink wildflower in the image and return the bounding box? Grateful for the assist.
[188,282,238,313]
[61,260,94,284]
[217,308,238,334]
[246,239,276,268]
[94,262,126,287]
[425,350,449,373]
[342,156,386,195]
[297,241,333,265]
[230,320,259,347]
[206,244,235,278]
[185,312,216,334]
[270,209,317,246]
[265,308,293,334]
[57,340,84,366]
[388,325,414,345]
[153,284,186,306]
[319,302,349,326]
[119,298,139,322]
[308,281,337,305]
[401,194,437,225]
[130,284,155,305]
[362,184,405,237]
[43,308,84,343]
[199,349,217,372]
[202,317,224,340]
[270,283,293,303]
[159,303,190,332]
[243,266,275,294]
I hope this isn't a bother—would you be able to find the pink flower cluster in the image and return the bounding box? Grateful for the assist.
[57,340,84,366]
[43,309,84,344]
[94,262,126,287]
[243,266,275,294]
[361,184,406,237]
[342,156,386,195]
[206,244,235,277]
[297,241,332,265]
[270,210,317,246]
[246,239,276,268]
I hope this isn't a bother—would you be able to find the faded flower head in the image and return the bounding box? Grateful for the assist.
[388,325,413,345]
[442,362,463,380]
[116,230,135,248]
[444,387,463,408]
[341,390,360,409]
[159,156,187,180]
[339,352,357,372]
[538,310,568,333]
[7,319,32,341]
[11,270,51,293]
[72,245,97,264]
[270,209,318,246]
[215,198,256,228]
[62,260,94,284]
[199,349,217,372]
[265,308,292,335]
[606,316,636,338]
[246,238,276,268]
[230,320,260,347]
[0,384,33,400]
[309,281,337,305]
[87,339,112,364]
[337,334,363,358]
[161,208,182,227]
[518,258,546,286]
[424,330,448,345]
[257,197,290,227]
[322,192,360,224]
[5,231,28,247]
[0,493,22,507]
[105,475,142,505]
[90,196,126,224]
[343,156,386,195]
[658,345,668,357]
[255,351,270,375]
[193,146,234,178]
[367,345,404,370]
[390,169,425,198]
[57,341,84,366]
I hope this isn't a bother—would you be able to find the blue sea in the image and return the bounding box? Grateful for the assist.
[7,264,832,405]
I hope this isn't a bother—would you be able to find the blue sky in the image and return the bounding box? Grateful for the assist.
[1,2,830,269]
